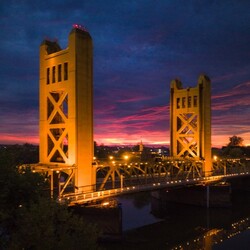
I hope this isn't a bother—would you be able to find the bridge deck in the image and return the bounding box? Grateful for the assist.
[59,171,249,206]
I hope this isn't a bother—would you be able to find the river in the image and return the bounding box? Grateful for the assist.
[104,188,250,249]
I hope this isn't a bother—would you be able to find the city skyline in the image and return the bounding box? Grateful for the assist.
[0,1,250,147]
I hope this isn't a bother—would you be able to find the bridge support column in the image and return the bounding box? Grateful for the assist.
[151,183,231,208]
[50,171,53,198]
[206,185,210,208]
[170,75,212,176]
[39,25,95,194]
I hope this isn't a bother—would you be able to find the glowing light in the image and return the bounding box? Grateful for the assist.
[124,155,129,160]
[102,201,109,206]
[72,24,88,32]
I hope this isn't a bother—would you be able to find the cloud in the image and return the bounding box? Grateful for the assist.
[211,81,250,146]
[1,1,250,147]
[212,82,250,112]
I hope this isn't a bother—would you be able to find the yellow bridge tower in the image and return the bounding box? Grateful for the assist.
[39,25,95,192]
[170,75,212,175]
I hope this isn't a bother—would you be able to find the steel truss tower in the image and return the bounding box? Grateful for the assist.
[170,75,212,175]
[39,25,95,192]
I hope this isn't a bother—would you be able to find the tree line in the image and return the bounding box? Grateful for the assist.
[0,144,101,249]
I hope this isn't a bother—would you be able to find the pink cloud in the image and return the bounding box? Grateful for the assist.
[0,134,39,145]
[117,95,152,103]
[211,81,250,146]
[212,68,250,84]
[1,82,249,148]
[213,82,250,98]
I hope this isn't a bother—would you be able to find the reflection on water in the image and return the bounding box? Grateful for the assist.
[117,192,162,231]
[170,217,249,250]
[213,229,250,250]
[112,190,250,249]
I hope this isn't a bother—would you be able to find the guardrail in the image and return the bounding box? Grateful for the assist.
[59,170,250,205]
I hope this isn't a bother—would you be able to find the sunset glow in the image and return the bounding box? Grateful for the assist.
[0,1,249,148]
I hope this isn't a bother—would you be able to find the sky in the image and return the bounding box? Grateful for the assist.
[0,0,250,148]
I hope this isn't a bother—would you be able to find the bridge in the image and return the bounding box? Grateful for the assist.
[26,157,250,206]
[24,26,250,207]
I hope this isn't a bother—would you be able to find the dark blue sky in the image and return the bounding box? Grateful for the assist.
[0,0,250,146]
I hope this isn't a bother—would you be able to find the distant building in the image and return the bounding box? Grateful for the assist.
[139,140,144,153]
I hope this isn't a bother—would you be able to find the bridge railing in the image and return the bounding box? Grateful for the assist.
[95,157,205,191]
[59,175,210,205]
[212,158,250,176]
[59,167,250,205]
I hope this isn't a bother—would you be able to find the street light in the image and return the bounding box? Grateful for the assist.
[124,155,129,160]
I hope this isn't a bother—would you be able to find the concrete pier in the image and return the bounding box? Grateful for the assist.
[151,182,232,209]
[71,201,122,241]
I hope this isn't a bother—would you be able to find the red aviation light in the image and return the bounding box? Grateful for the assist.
[72,24,88,32]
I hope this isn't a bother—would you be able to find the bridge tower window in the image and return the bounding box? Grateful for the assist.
[182,97,186,108]
[52,66,56,83]
[46,68,50,85]
[58,64,62,82]
[64,62,68,81]
[194,96,198,107]
[177,98,180,109]
[188,96,192,108]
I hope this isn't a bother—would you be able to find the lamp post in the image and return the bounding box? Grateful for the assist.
[109,156,115,188]
[121,155,129,189]
[121,174,124,189]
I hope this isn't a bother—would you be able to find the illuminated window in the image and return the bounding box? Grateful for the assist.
[188,96,192,108]
[52,66,56,83]
[182,97,186,108]
[194,96,197,107]
[46,68,50,84]
[177,98,180,109]
[58,64,62,82]
[64,62,68,80]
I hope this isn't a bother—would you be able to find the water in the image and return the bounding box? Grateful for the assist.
[109,190,250,249]
[213,230,250,250]
[117,192,162,231]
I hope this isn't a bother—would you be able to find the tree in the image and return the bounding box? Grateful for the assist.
[8,198,100,250]
[0,145,101,249]
[227,135,244,146]
[0,163,50,248]
[228,147,243,158]
[0,165,48,210]
[0,144,39,167]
